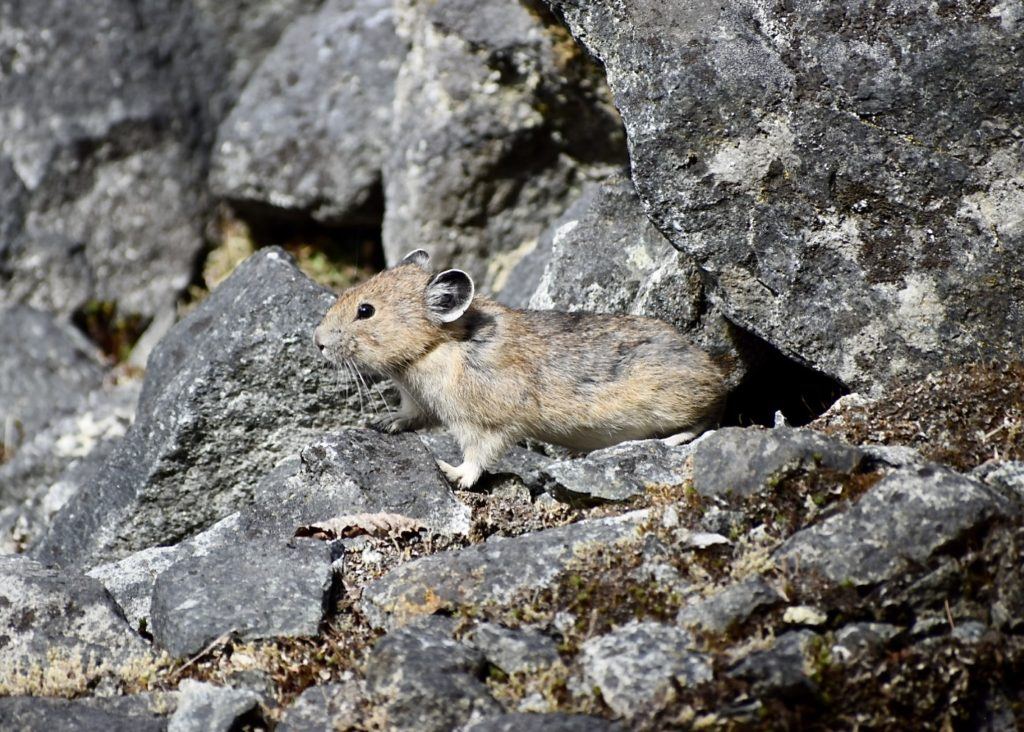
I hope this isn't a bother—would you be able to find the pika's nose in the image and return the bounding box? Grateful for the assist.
[314,330,325,353]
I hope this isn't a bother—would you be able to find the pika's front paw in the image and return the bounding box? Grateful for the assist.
[371,416,412,434]
[436,459,483,489]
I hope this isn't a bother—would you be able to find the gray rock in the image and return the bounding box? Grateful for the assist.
[150,533,337,657]
[192,0,325,95]
[32,249,389,569]
[211,0,405,224]
[243,429,470,538]
[0,696,167,732]
[974,460,1024,502]
[676,577,784,635]
[277,683,364,732]
[361,511,647,630]
[383,0,626,291]
[465,713,622,732]
[729,630,818,695]
[0,382,139,554]
[578,620,711,719]
[90,427,466,634]
[0,305,105,446]
[0,554,149,674]
[86,542,182,633]
[692,427,866,498]
[465,622,561,675]
[543,438,698,504]
[0,0,227,319]
[830,622,903,663]
[776,466,1015,587]
[168,679,260,732]
[519,175,734,364]
[544,0,1024,393]
[365,621,500,732]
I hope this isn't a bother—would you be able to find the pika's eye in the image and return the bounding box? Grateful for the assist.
[356,303,375,320]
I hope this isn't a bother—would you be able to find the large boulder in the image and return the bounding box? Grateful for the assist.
[544,0,1024,392]
[32,249,387,568]
[210,0,406,224]
[0,0,229,319]
[383,0,627,291]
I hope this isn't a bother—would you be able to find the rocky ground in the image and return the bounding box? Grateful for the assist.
[1,1,1022,730]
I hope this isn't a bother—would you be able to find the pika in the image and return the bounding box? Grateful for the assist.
[314,250,727,488]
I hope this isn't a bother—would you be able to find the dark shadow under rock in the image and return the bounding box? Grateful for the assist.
[728,630,819,698]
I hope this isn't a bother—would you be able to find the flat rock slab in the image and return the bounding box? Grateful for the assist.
[776,465,1017,587]
[244,429,470,538]
[365,620,500,732]
[360,512,647,630]
[32,249,386,569]
[0,696,167,732]
[168,679,260,732]
[543,438,698,504]
[692,427,866,498]
[0,554,148,672]
[579,620,711,719]
[87,512,251,634]
[150,535,336,657]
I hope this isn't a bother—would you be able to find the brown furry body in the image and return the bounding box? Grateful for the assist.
[314,255,726,488]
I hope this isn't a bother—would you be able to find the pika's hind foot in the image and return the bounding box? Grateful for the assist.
[436,459,483,489]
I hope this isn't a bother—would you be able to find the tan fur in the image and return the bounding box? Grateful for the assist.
[314,256,727,488]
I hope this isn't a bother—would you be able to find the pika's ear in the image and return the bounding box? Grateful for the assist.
[426,269,474,323]
[400,249,430,269]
